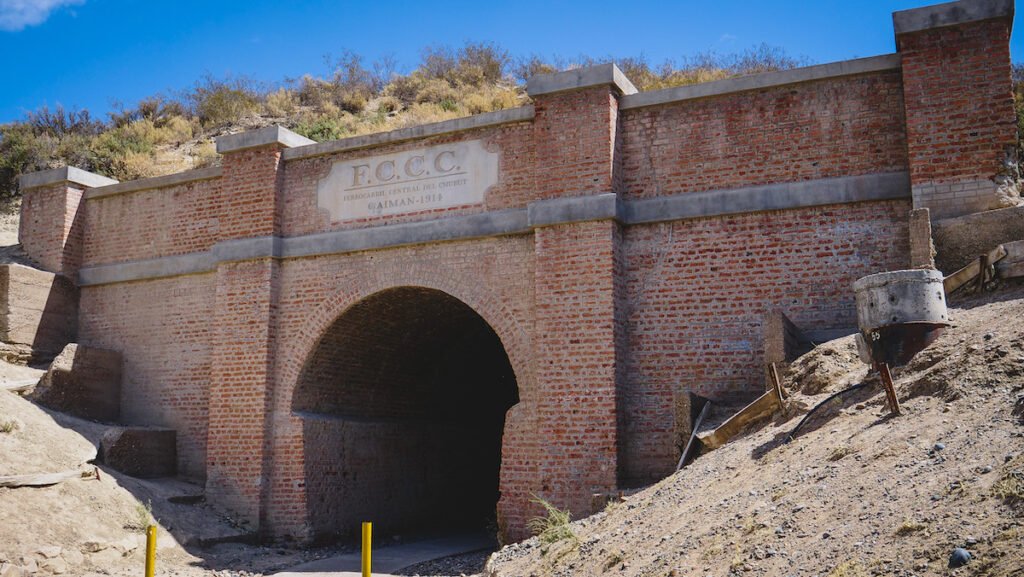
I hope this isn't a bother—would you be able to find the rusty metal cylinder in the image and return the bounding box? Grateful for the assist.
[853,269,949,367]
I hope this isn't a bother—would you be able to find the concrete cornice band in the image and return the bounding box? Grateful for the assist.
[893,0,1014,35]
[87,167,223,199]
[216,126,315,154]
[620,54,902,110]
[77,171,911,287]
[18,167,118,191]
[526,63,638,97]
[282,106,536,161]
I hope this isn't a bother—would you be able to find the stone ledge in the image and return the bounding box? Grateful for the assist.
[18,167,118,191]
[216,126,315,154]
[76,172,913,286]
[282,106,535,161]
[624,171,911,224]
[528,193,620,227]
[86,167,222,200]
[620,54,901,110]
[527,63,638,97]
[893,0,1013,35]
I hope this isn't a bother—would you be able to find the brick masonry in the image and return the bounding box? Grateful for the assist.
[16,0,1016,543]
[897,17,1018,218]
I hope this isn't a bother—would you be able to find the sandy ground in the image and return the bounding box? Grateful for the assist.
[486,281,1024,577]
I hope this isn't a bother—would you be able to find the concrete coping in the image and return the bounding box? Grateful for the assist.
[18,166,118,191]
[620,54,902,110]
[893,0,1013,34]
[282,106,535,161]
[215,125,315,154]
[526,63,638,97]
[87,166,222,200]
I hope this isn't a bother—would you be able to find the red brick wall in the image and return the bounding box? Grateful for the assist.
[77,275,214,479]
[897,17,1017,217]
[19,183,85,276]
[619,200,911,482]
[533,87,619,198]
[82,178,223,266]
[206,259,279,527]
[620,71,909,199]
[531,220,621,521]
[280,123,535,236]
[262,236,536,540]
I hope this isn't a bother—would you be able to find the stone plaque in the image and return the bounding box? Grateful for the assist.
[316,140,498,221]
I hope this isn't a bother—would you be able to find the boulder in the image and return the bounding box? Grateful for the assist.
[30,344,121,422]
[0,264,78,363]
[100,427,176,478]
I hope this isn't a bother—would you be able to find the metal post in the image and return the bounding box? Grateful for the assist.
[145,525,157,577]
[361,521,372,577]
[877,362,901,416]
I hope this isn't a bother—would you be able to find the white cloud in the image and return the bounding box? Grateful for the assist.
[718,33,737,44]
[0,0,85,32]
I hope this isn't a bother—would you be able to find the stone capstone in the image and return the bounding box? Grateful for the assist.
[29,343,121,422]
[100,427,176,478]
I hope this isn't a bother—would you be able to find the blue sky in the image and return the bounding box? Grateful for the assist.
[1,0,1020,124]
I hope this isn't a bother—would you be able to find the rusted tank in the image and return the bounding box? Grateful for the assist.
[854,269,949,367]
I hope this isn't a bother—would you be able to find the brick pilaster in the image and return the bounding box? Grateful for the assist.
[895,0,1017,218]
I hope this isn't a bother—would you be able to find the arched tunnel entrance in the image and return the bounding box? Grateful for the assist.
[293,287,519,542]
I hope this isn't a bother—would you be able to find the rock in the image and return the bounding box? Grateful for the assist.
[100,427,177,478]
[112,537,139,556]
[87,548,122,566]
[59,549,82,567]
[34,547,60,559]
[79,542,108,554]
[980,465,994,474]
[0,562,25,577]
[29,343,122,422]
[38,556,67,574]
[934,442,946,451]
[17,558,36,574]
[0,264,78,362]
[949,547,972,568]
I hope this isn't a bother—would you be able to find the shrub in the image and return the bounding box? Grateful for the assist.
[189,75,261,127]
[293,112,357,142]
[264,88,299,117]
[375,95,402,114]
[415,78,459,105]
[527,496,577,546]
[27,105,103,138]
[0,123,48,201]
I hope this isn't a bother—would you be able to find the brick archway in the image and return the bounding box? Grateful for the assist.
[284,283,526,541]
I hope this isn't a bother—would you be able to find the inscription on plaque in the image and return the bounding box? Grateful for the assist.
[316,140,499,221]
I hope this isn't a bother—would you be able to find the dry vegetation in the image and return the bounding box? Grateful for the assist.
[0,42,808,203]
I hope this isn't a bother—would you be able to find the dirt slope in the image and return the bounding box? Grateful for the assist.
[486,282,1024,577]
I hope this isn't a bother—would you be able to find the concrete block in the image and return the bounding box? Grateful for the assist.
[527,63,637,97]
[100,426,177,478]
[909,208,936,269]
[893,0,1013,35]
[18,166,117,191]
[216,126,314,154]
[30,343,121,421]
[933,205,1024,273]
[0,264,78,360]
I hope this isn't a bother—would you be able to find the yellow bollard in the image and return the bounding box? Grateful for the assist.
[145,525,157,577]
[361,521,372,577]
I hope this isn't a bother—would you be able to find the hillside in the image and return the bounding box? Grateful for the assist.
[485,282,1024,577]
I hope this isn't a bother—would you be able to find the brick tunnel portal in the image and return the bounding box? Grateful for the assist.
[293,286,519,542]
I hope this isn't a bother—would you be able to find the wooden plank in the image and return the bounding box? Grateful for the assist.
[0,470,82,488]
[698,391,781,450]
[997,259,1024,279]
[944,245,1007,295]
[676,401,711,471]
